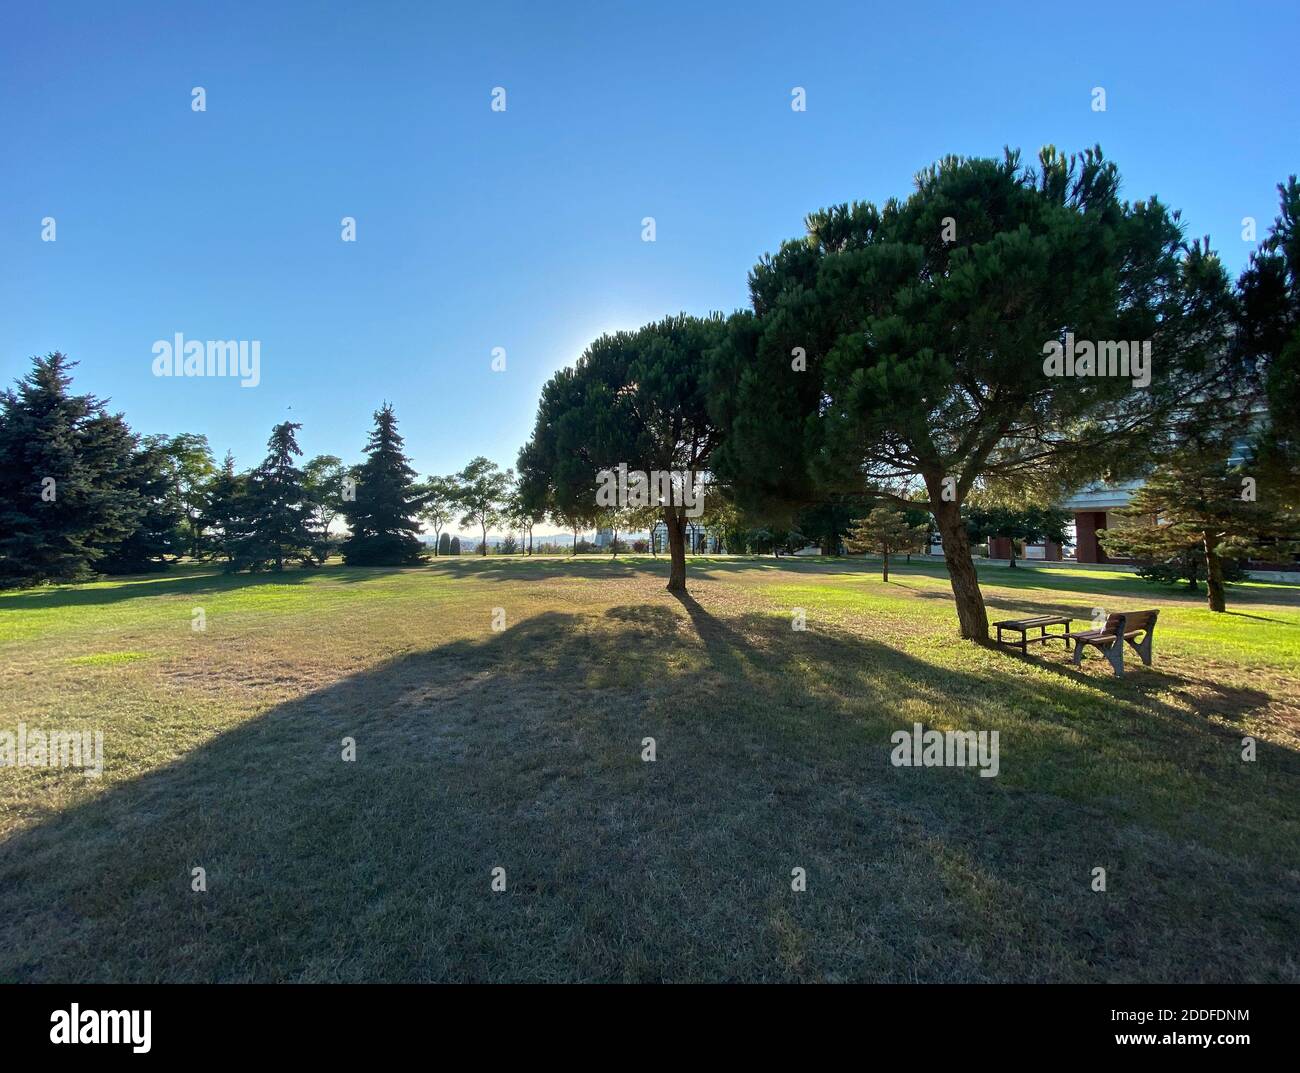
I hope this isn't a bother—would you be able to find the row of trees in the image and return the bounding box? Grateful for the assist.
[0,355,540,584]
[0,349,744,585]
[519,148,1300,633]
[6,149,1297,627]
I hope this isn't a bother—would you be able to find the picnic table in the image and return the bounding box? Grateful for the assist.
[993,614,1073,655]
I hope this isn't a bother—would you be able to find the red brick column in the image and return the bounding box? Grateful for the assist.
[1075,511,1104,563]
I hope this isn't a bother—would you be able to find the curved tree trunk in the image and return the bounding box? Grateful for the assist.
[933,500,989,641]
[665,509,687,591]
[1204,534,1227,613]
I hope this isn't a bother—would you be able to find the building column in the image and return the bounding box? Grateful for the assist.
[1074,511,1106,563]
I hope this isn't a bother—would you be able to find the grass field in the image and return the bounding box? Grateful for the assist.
[1,554,1297,982]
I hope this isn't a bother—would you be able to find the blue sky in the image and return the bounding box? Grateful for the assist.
[3,0,1297,527]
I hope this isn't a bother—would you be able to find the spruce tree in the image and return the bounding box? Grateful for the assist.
[0,353,142,586]
[99,435,186,574]
[203,451,249,562]
[233,422,313,571]
[341,404,426,566]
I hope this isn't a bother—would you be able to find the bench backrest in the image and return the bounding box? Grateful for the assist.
[1105,609,1159,634]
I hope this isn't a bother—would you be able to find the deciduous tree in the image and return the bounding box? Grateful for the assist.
[454,457,511,557]
[964,505,1070,568]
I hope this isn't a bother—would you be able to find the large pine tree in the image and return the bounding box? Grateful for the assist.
[232,422,313,571]
[341,404,426,565]
[708,148,1237,639]
[0,353,143,586]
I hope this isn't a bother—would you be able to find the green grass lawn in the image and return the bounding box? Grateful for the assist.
[1,554,1297,982]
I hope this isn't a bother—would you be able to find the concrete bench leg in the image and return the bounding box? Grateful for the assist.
[1105,640,1124,677]
[1127,632,1153,666]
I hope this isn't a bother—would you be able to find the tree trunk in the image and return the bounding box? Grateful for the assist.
[611,529,618,557]
[933,500,989,641]
[1008,544,1016,568]
[665,509,687,591]
[882,550,890,583]
[572,525,578,555]
[1204,534,1226,613]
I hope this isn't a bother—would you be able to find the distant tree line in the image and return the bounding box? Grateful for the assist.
[0,359,529,587]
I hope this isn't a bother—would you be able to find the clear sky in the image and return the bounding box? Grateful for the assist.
[3,0,1297,529]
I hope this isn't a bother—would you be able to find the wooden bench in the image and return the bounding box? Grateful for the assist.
[993,615,1073,655]
[1065,610,1159,677]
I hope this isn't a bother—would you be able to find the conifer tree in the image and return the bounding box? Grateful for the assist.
[0,353,142,586]
[99,435,186,574]
[709,148,1236,639]
[341,404,426,566]
[233,422,313,571]
[205,451,250,563]
[844,506,928,582]
[1100,432,1299,612]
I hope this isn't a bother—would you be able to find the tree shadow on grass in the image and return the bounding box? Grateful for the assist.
[1223,610,1295,625]
[1,602,1296,983]
[0,564,387,613]
[423,556,648,582]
